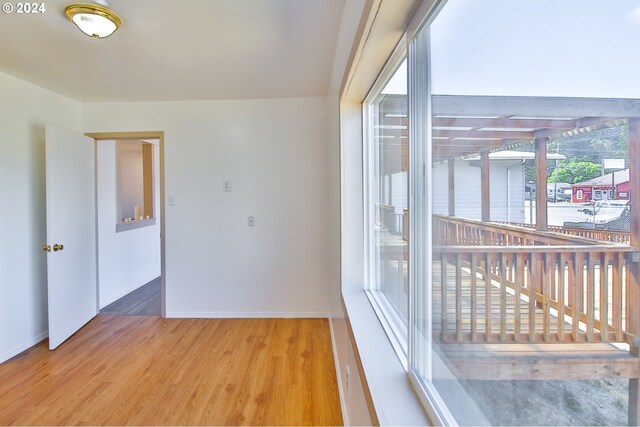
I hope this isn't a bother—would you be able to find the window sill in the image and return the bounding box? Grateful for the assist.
[342,288,430,426]
[365,289,408,369]
[116,218,156,233]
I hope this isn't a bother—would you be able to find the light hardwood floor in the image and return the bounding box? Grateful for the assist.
[0,315,343,426]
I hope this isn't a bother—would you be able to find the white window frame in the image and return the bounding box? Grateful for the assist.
[361,1,480,423]
[363,40,410,366]
[404,0,462,425]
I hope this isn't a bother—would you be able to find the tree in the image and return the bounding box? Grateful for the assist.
[550,125,628,163]
[547,158,602,184]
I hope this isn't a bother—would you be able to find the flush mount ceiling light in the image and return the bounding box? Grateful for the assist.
[65,3,122,38]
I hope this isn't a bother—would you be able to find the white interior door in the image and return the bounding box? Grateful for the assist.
[45,125,97,350]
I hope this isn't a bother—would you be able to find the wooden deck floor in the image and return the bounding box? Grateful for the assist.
[433,260,591,338]
[431,261,638,381]
[0,315,342,426]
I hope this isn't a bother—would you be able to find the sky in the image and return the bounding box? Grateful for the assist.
[429,0,640,98]
[382,0,640,98]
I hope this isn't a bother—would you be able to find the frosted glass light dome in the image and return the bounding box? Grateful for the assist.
[65,4,122,39]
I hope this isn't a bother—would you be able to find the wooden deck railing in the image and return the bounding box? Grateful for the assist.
[496,221,631,244]
[547,226,630,244]
[433,215,639,346]
[434,215,607,246]
[376,203,405,237]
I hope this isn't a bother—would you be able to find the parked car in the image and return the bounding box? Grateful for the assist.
[578,200,629,216]
[565,203,630,231]
[547,184,572,202]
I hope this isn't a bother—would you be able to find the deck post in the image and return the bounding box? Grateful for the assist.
[481,152,490,222]
[534,137,548,231]
[448,159,455,216]
[628,118,640,425]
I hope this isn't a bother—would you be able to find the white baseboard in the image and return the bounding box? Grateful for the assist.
[330,317,350,426]
[0,330,48,364]
[164,311,330,319]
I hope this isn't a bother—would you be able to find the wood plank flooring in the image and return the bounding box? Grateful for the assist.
[0,315,343,426]
[101,277,161,316]
[432,261,578,338]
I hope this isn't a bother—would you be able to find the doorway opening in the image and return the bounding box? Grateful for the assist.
[86,131,166,317]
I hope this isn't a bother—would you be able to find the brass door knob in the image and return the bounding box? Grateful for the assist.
[53,244,64,252]
[42,245,51,252]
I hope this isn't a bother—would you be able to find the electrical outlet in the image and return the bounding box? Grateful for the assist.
[223,179,232,192]
[248,216,255,227]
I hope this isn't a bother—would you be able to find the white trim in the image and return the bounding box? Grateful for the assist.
[362,40,410,365]
[363,35,408,106]
[406,3,455,425]
[342,289,429,425]
[407,0,445,40]
[409,370,459,426]
[329,318,350,426]
[164,311,330,319]
[365,290,408,368]
[0,330,48,364]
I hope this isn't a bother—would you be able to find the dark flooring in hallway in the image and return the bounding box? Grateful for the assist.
[101,277,161,316]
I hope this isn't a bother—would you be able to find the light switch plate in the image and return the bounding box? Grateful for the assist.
[248,216,255,227]
[168,194,176,206]
[223,179,232,192]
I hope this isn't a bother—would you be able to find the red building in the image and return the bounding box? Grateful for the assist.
[571,169,630,203]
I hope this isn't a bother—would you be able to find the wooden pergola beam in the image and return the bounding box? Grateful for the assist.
[433,95,640,118]
[433,117,577,130]
[433,139,505,148]
[627,118,640,425]
[481,152,490,222]
[433,130,534,140]
[535,138,548,231]
[433,140,506,160]
[448,159,455,216]
[534,117,620,139]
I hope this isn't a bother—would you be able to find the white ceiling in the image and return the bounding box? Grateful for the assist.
[0,0,345,102]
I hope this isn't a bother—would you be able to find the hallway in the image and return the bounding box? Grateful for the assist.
[101,277,161,316]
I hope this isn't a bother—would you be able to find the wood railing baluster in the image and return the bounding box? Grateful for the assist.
[470,252,478,342]
[500,253,507,342]
[528,253,536,342]
[543,253,551,342]
[587,253,595,342]
[573,253,582,342]
[613,252,623,341]
[441,252,448,341]
[456,252,463,342]
[601,252,609,342]
[551,254,557,303]
[485,252,492,342]
[558,253,566,342]
[515,253,522,342]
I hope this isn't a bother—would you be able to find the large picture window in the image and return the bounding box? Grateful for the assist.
[363,0,640,424]
[364,53,410,355]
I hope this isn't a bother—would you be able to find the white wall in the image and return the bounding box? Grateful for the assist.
[84,97,333,317]
[334,101,374,426]
[0,70,82,363]
[116,142,144,221]
[433,160,526,223]
[97,140,161,308]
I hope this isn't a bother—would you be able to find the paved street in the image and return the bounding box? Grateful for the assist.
[524,201,595,226]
